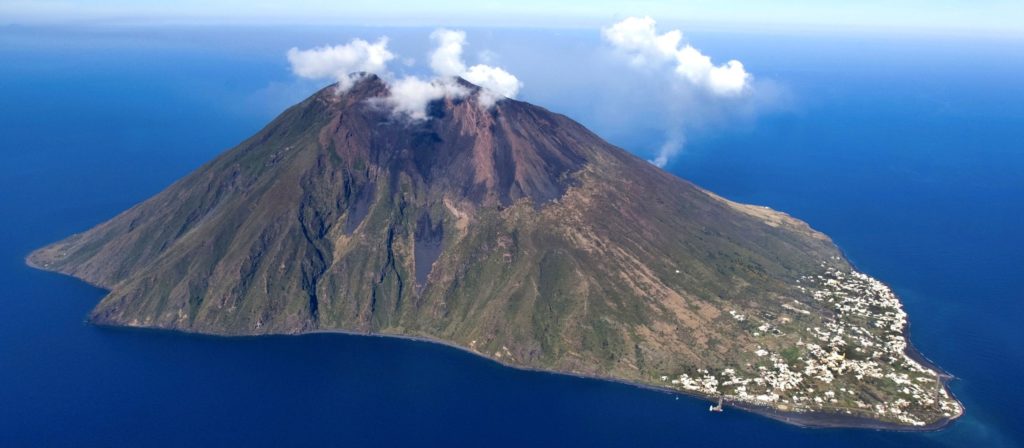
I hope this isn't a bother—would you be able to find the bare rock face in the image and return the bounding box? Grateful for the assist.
[28,75,961,428]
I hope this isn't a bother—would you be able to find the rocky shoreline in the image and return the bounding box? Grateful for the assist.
[30,243,962,432]
[86,318,961,432]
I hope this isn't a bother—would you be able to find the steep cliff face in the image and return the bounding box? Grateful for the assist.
[28,75,961,427]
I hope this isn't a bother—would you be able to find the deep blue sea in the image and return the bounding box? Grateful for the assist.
[1,26,1021,447]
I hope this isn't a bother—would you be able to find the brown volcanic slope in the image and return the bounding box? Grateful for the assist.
[28,75,960,427]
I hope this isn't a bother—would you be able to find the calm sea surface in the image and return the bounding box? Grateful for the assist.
[1,26,1021,447]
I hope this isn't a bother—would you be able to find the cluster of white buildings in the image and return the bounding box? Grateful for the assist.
[661,263,962,426]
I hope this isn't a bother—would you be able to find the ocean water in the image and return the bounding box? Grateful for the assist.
[0,26,1021,447]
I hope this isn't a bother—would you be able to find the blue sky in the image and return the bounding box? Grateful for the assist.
[2,0,1023,36]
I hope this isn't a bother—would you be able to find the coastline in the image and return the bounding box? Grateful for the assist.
[89,320,961,432]
[831,249,966,427]
[312,328,962,432]
[26,251,962,432]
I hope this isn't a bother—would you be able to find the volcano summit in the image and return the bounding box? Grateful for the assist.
[28,75,962,429]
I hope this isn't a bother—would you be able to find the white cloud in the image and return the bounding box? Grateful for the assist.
[287,37,394,91]
[463,64,522,107]
[429,29,468,77]
[602,16,760,167]
[602,16,682,66]
[382,76,468,121]
[426,28,522,107]
[603,16,750,96]
[285,29,521,120]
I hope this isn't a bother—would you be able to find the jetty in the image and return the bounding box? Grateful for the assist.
[709,397,724,412]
